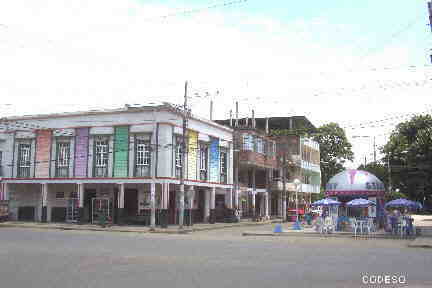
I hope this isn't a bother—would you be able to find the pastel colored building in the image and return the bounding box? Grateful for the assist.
[0,103,234,225]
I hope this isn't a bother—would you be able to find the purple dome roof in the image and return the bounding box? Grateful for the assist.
[325,169,385,197]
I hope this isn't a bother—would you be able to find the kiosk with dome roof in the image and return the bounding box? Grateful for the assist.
[325,169,386,227]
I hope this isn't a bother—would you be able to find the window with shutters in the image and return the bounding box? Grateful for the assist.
[18,143,31,178]
[135,137,151,177]
[56,142,70,177]
[94,138,109,177]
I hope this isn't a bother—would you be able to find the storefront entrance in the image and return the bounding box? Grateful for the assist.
[124,189,138,216]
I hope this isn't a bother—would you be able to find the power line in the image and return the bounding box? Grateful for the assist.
[142,0,249,22]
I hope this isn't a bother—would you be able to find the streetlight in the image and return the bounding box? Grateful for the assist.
[293,178,302,230]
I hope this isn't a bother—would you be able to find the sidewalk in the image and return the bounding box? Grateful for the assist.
[407,237,432,248]
[0,219,280,234]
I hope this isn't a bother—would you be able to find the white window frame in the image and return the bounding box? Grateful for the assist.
[136,139,150,166]
[56,142,70,168]
[18,143,31,168]
[95,139,109,168]
[199,143,208,172]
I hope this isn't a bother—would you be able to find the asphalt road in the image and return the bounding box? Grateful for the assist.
[0,225,431,288]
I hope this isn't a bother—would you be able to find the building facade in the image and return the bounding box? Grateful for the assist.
[0,104,234,225]
[217,116,321,221]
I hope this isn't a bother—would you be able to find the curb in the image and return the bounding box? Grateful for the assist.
[0,219,281,235]
[407,237,432,248]
[242,231,418,240]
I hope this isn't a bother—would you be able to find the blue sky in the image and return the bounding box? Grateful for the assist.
[0,0,431,167]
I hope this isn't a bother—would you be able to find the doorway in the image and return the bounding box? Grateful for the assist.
[168,190,176,224]
[124,189,138,216]
[84,189,96,223]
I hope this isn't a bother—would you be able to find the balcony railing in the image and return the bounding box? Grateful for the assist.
[55,167,69,178]
[94,166,108,178]
[18,167,31,178]
[135,165,150,177]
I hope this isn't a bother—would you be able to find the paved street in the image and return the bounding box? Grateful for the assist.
[1,225,431,288]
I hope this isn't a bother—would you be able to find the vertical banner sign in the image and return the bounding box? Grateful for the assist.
[113,126,129,177]
[74,128,89,177]
[187,130,198,180]
[35,130,52,178]
[209,138,220,182]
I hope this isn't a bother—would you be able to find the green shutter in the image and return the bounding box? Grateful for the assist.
[114,126,129,177]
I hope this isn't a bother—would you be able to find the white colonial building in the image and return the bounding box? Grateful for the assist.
[0,103,235,226]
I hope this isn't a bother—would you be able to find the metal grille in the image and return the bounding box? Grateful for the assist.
[18,143,31,178]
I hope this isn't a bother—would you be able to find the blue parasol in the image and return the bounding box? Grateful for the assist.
[346,198,376,208]
[385,198,418,209]
[311,198,341,207]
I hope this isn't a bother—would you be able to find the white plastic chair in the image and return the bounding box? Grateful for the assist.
[322,217,334,234]
[400,218,408,238]
[365,218,375,235]
[350,218,360,237]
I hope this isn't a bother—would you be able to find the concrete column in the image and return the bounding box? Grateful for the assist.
[117,183,125,224]
[265,192,269,218]
[186,186,195,226]
[282,192,287,221]
[41,183,48,222]
[226,188,233,209]
[234,189,239,209]
[188,186,195,209]
[150,182,156,229]
[210,187,216,209]
[77,183,85,223]
[1,183,9,201]
[165,183,170,209]
[159,183,169,228]
[210,187,216,224]
[204,189,210,223]
[252,167,256,217]
[251,191,256,217]
[278,193,283,217]
[268,192,272,217]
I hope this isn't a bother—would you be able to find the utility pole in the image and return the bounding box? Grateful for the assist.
[179,81,188,229]
[428,1,432,62]
[373,136,376,163]
[233,103,239,212]
[387,153,392,194]
[282,153,287,222]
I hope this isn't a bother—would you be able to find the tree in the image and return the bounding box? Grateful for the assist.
[313,123,354,188]
[382,114,432,207]
[357,161,388,189]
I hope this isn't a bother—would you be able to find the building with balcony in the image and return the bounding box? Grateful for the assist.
[216,116,321,220]
[0,103,234,225]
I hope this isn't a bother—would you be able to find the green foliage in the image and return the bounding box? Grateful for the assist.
[384,190,408,202]
[382,114,432,205]
[313,123,354,188]
[357,161,388,189]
